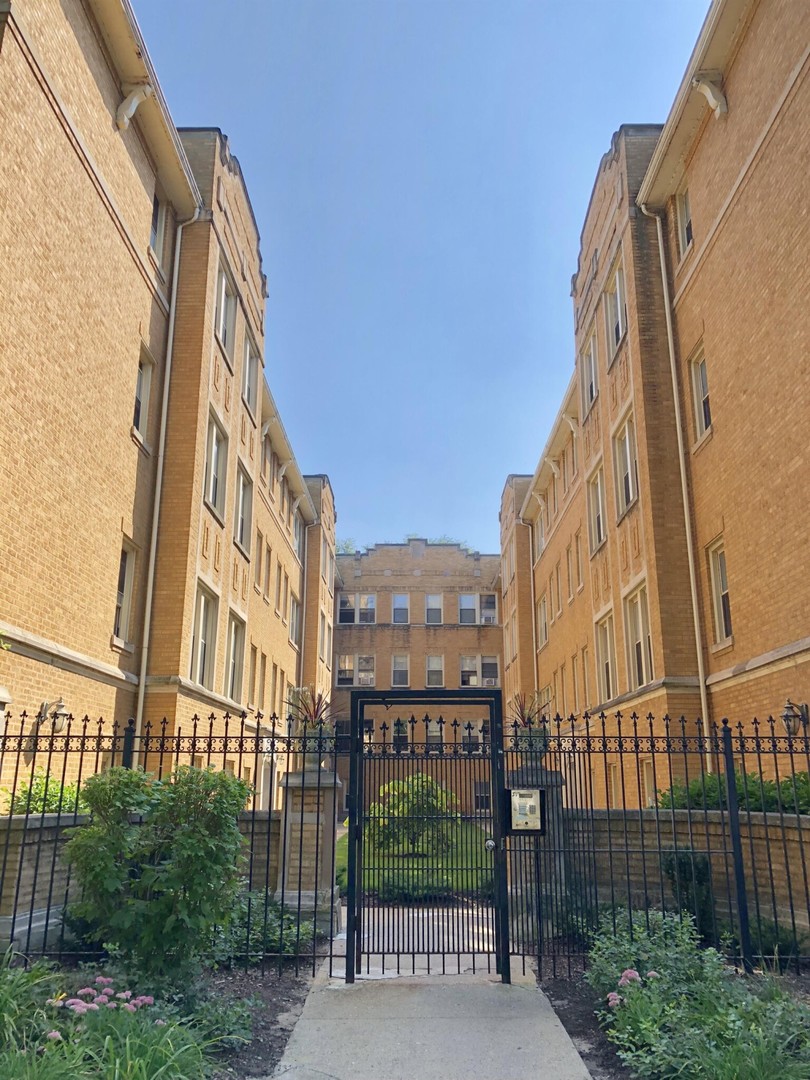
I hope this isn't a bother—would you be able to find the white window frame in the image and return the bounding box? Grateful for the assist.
[113,543,136,644]
[338,593,376,624]
[624,584,654,690]
[289,595,301,646]
[460,655,479,687]
[190,585,218,690]
[293,512,304,561]
[204,414,228,519]
[234,465,253,554]
[242,335,259,415]
[605,262,627,358]
[588,466,607,553]
[337,654,354,686]
[356,655,375,687]
[215,264,237,360]
[709,540,732,643]
[425,594,442,625]
[581,333,598,413]
[691,350,712,439]
[149,194,166,266]
[613,414,638,516]
[480,593,497,624]
[458,593,477,624]
[595,612,617,704]
[677,188,693,256]
[575,530,583,588]
[537,595,548,648]
[534,508,545,560]
[392,593,409,624]
[391,654,409,688]
[224,612,246,702]
[133,353,153,440]
[426,655,444,687]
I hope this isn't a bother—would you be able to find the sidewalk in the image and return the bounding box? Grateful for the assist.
[268,968,593,1080]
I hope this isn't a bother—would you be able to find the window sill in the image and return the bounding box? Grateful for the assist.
[263,594,271,606]
[589,538,607,559]
[233,539,251,561]
[691,425,713,455]
[130,426,152,456]
[615,495,639,527]
[607,328,628,368]
[675,240,694,274]
[711,636,734,656]
[241,395,258,426]
[110,635,134,655]
[582,392,599,421]
[204,498,225,528]
[214,332,234,373]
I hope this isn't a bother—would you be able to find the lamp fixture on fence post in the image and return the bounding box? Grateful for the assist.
[781,700,809,737]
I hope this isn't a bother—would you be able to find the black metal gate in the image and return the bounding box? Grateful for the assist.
[344,689,511,982]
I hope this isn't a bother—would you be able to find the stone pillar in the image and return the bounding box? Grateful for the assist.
[276,768,343,934]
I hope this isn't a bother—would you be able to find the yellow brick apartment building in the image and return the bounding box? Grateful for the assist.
[0,1,335,795]
[504,0,809,764]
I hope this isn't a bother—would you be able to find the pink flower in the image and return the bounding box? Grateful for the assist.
[77,987,96,998]
[85,1002,100,1011]
[95,976,114,986]
[68,1003,88,1015]
[122,1002,137,1013]
[116,991,132,1001]
[646,970,660,979]
[46,1031,62,1041]
[134,995,154,1007]
[618,968,642,987]
[46,998,64,1008]
[65,999,84,1007]
[105,1002,118,1009]
[155,1019,167,1027]
[607,992,623,1009]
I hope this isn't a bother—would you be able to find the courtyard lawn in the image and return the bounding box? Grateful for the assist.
[335,820,494,902]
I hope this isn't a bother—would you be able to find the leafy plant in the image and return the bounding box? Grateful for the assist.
[659,770,810,815]
[367,773,460,856]
[210,890,316,964]
[661,848,715,941]
[2,770,86,815]
[65,766,250,982]
[0,949,65,1053]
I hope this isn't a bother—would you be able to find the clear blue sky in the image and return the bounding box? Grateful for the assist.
[135,0,708,554]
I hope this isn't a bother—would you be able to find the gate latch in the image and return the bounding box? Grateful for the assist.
[484,838,496,852]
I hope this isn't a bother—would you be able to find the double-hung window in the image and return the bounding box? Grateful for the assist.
[357,655,375,686]
[709,541,732,642]
[338,593,355,624]
[242,336,259,415]
[133,353,152,440]
[459,594,476,624]
[337,655,354,686]
[190,586,218,690]
[677,189,693,255]
[481,656,499,685]
[426,655,444,687]
[588,467,607,552]
[595,613,617,703]
[538,595,548,647]
[113,544,135,643]
[224,613,245,701]
[425,594,442,624]
[625,585,653,689]
[692,350,712,438]
[581,334,598,413]
[613,414,638,515]
[338,593,375,624]
[391,655,409,687]
[215,265,237,359]
[149,194,166,265]
[480,594,497,624]
[460,655,478,687]
[234,466,253,553]
[289,596,301,646]
[392,594,409,623]
[204,415,228,518]
[605,263,627,356]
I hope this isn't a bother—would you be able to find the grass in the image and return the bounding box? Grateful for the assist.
[335,821,494,901]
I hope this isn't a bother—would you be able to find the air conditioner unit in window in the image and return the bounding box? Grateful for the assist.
[481,616,496,625]
[483,678,497,686]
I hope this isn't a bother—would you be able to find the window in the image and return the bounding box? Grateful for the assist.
[263,542,272,598]
[274,561,282,613]
[582,645,590,709]
[480,594,497,624]
[537,595,548,647]
[691,351,712,438]
[113,544,135,643]
[613,415,638,515]
[254,531,263,587]
[215,265,237,358]
[548,573,555,623]
[190,586,218,689]
[474,780,491,812]
[392,718,409,751]
[338,593,376,624]
[481,656,499,685]
[392,594,409,624]
[259,652,267,712]
[566,545,574,600]
[575,530,583,588]
[426,655,444,687]
[595,613,617,703]
[319,612,326,659]
[248,645,257,708]
[641,759,655,807]
[357,655,375,686]
[282,571,289,621]
[224,613,245,701]
[625,585,654,689]
[204,415,228,517]
[392,655,409,687]
[588,468,607,552]
[426,720,443,752]
[606,763,619,809]
[149,194,166,264]
[133,354,152,439]
[535,510,545,559]
[677,189,693,255]
[459,594,476,624]
[581,333,598,412]
[426,594,442,624]
[337,654,354,686]
[234,467,253,553]
[555,563,562,616]
[242,336,259,414]
[709,541,732,642]
[460,656,478,687]
[293,512,304,561]
[261,435,272,480]
[605,263,627,355]
[289,595,301,646]
[572,652,580,714]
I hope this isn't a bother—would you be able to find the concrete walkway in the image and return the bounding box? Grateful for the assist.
[269,969,593,1080]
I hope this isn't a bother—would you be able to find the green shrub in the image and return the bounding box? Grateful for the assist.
[661,848,715,941]
[659,770,810,815]
[2,770,85,815]
[65,766,250,982]
[588,910,810,1079]
[367,774,460,855]
[210,891,316,964]
[376,871,455,903]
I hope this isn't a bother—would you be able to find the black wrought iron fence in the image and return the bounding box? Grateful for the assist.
[0,711,341,975]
